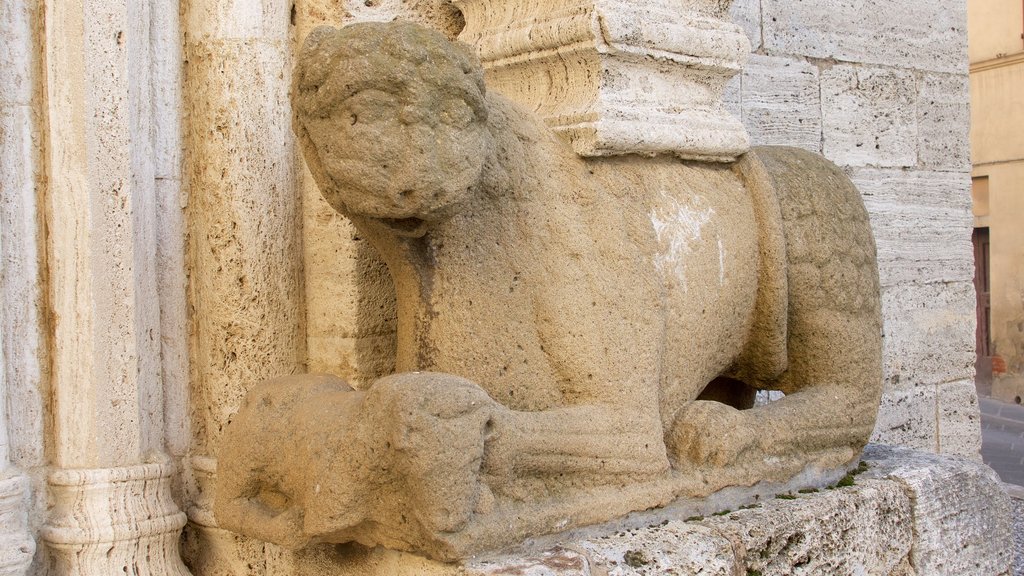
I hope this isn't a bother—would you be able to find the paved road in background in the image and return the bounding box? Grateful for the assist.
[981,396,1024,488]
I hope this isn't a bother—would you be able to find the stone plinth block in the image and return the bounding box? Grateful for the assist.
[456,0,751,160]
[41,463,192,576]
[862,445,1013,575]
[0,474,34,575]
[262,445,1010,575]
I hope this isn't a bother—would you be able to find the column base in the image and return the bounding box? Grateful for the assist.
[41,462,192,576]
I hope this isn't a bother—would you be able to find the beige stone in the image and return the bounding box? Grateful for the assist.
[232,446,1009,575]
[0,475,34,576]
[457,0,751,160]
[217,21,884,560]
[863,445,1013,575]
[41,464,191,575]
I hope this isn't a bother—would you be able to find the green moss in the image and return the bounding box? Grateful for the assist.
[775,493,797,500]
[835,473,856,488]
[747,569,763,576]
[685,515,705,522]
[797,488,819,494]
[624,550,648,567]
[713,509,733,516]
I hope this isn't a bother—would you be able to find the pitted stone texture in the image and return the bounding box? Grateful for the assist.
[701,479,914,575]
[863,445,1014,575]
[760,0,967,74]
[852,169,974,289]
[877,281,976,390]
[294,0,451,394]
[740,55,821,152]
[872,385,940,453]
[917,73,971,172]
[457,0,751,160]
[467,524,741,576]
[0,474,35,576]
[937,380,983,460]
[821,66,918,168]
[42,464,191,576]
[184,37,305,454]
[225,21,884,560]
[209,446,1010,575]
[729,0,762,51]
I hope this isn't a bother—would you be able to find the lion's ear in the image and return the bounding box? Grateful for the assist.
[294,26,340,93]
[302,25,338,54]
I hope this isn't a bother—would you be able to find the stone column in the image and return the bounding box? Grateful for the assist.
[181,0,304,572]
[0,0,42,573]
[37,0,191,573]
[456,0,751,161]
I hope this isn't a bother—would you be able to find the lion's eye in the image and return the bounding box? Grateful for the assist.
[340,90,399,125]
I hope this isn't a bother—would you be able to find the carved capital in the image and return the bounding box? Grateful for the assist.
[41,463,191,575]
[0,473,34,576]
[456,0,750,160]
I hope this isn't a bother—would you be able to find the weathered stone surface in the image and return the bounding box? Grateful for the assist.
[730,0,762,51]
[863,445,1013,575]
[268,446,1010,575]
[852,169,973,289]
[0,475,34,576]
[761,0,968,74]
[41,464,191,575]
[183,37,304,455]
[703,479,914,575]
[457,0,751,160]
[917,73,971,172]
[741,55,821,151]
[0,105,46,470]
[937,380,983,460]
[821,65,918,168]
[872,385,939,453]
[217,21,884,561]
[878,281,976,390]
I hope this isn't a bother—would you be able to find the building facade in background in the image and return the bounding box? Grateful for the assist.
[969,0,1024,402]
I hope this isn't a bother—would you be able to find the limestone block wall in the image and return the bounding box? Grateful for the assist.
[729,0,979,458]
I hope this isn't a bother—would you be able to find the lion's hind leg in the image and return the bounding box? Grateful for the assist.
[668,146,883,488]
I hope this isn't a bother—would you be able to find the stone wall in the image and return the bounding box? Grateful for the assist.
[729,0,979,457]
[0,0,980,574]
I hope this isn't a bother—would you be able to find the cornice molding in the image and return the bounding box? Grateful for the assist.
[971,51,1024,74]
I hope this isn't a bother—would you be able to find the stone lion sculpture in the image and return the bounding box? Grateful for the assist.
[215,21,883,561]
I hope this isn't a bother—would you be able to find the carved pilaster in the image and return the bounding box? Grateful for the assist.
[0,474,34,576]
[456,0,750,161]
[41,464,189,575]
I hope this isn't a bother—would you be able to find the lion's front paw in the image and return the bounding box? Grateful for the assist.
[666,400,757,468]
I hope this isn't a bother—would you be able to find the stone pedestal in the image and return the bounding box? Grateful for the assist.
[41,465,190,575]
[456,0,751,160]
[263,445,1012,576]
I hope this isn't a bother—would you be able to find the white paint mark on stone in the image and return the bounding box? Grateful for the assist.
[651,191,714,292]
[717,235,725,286]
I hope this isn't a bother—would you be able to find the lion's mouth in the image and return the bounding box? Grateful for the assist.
[379,216,430,237]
